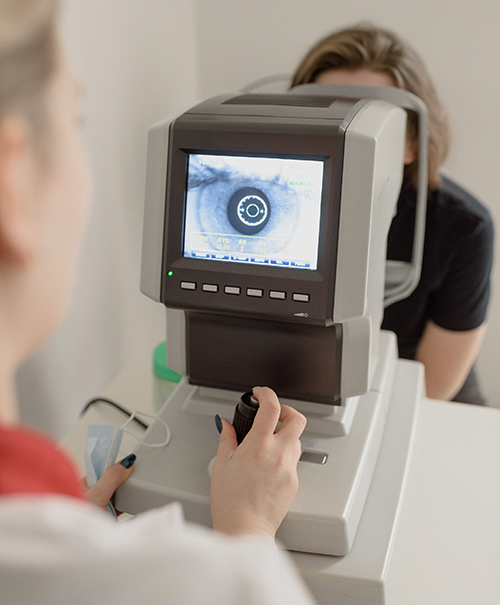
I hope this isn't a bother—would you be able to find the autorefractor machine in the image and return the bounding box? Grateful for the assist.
[116,83,429,604]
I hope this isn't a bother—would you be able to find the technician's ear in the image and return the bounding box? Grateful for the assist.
[0,116,39,266]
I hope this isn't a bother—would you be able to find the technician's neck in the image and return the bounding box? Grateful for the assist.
[0,384,19,425]
[0,351,20,425]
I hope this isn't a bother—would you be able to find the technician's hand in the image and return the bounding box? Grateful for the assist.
[210,387,306,542]
[81,454,136,512]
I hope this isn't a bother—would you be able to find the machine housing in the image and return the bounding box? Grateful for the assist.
[141,89,409,404]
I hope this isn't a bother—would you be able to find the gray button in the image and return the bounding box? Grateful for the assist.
[247,288,263,298]
[180,281,196,290]
[300,450,328,465]
[269,290,286,300]
[224,286,241,295]
[293,293,310,302]
[202,283,218,293]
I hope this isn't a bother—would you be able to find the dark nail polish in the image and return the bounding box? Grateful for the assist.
[120,453,136,469]
[215,414,223,434]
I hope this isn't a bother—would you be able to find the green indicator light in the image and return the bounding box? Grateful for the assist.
[167,271,173,277]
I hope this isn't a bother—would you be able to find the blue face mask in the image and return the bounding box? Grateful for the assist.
[85,424,124,518]
[85,412,170,518]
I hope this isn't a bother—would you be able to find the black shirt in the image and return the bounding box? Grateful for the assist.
[382,176,494,403]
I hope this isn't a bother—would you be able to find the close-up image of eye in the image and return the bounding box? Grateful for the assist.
[183,154,324,269]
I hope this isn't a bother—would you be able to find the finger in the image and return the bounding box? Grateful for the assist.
[275,405,307,444]
[87,455,136,510]
[250,386,281,438]
[214,418,238,464]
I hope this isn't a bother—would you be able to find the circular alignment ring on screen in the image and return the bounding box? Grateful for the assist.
[238,195,268,227]
[228,187,271,235]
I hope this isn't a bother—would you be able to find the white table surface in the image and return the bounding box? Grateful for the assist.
[61,363,500,604]
[389,398,500,603]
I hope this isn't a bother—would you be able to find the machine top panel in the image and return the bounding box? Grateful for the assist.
[184,93,366,123]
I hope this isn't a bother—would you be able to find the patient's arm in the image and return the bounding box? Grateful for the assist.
[415,320,486,400]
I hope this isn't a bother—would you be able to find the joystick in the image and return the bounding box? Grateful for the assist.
[232,392,260,444]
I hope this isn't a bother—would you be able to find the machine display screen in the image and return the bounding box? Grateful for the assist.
[182,154,324,270]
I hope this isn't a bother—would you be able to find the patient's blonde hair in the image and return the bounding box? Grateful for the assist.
[291,25,450,189]
[0,0,59,143]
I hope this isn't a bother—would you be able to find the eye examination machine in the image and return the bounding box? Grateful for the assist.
[115,83,429,604]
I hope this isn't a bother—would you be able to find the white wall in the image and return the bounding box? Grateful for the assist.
[194,0,500,407]
[17,0,200,437]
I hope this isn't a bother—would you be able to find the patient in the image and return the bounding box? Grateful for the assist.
[0,2,312,604]
[291,25,494,405]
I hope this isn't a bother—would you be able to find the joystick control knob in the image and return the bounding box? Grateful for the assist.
[233,392,260,444]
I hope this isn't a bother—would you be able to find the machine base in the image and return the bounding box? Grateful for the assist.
[293,358,423,605]
[115,332,418,561]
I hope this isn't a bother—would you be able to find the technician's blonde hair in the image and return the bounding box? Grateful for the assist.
[0,0,59,140]
[291,25,450,189]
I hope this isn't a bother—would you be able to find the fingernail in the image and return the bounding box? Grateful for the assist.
[215,414,223,434]
[120,454,136,469]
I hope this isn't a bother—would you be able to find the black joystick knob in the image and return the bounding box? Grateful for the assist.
[232,392,260,444]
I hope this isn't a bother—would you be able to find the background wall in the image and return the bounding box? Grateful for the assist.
[17,0,500,437]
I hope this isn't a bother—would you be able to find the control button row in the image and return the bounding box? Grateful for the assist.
[180,281,309,302]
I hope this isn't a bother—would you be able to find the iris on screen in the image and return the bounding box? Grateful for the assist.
[183,154,323,270]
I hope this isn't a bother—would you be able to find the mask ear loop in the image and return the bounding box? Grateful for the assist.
[121,412,171,447]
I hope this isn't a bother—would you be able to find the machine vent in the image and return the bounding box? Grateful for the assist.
[222,93,336,108]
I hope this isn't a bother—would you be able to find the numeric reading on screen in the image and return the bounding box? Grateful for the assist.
[183,154,324,271]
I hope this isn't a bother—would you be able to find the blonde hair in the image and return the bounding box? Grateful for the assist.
[0,0,59,139]
[291,24,450,189]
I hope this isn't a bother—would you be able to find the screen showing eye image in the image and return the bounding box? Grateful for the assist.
[183,154,324,270]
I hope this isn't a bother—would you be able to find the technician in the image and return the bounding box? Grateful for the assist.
[0,2,313,604]
[291,25,494,405]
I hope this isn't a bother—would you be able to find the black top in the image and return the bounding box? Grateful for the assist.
[382,176,494,403]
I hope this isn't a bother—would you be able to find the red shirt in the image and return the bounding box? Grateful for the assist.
[0,424,85,499]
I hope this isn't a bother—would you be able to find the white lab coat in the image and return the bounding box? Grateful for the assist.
[0,496,317,605]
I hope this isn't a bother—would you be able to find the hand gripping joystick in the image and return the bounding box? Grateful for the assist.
[232,392,260,444]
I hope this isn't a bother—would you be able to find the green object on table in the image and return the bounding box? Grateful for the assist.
[153,342,182,383]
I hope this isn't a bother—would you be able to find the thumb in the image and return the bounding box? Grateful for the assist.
[87,454,136,510]
[215,418,238,464]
